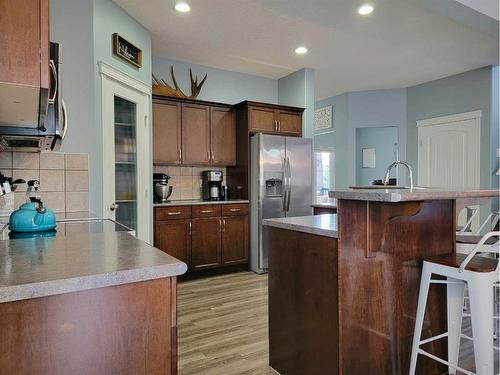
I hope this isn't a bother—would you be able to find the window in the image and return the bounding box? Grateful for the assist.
[314,150,335,202]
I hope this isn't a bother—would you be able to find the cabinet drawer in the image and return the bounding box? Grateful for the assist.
[192,204,222,218]
[222,204,249,216]
[155,206,191,220]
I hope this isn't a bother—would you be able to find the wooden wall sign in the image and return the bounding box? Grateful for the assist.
[113,33,142,68]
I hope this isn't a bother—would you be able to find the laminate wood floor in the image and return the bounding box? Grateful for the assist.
[177,272,275,375]
[177,271,498,375]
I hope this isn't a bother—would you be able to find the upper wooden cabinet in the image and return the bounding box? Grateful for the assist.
[152,97,236,166]
[0,0,49,88]
[153,100,181,164]
[211,106,236,166]
[182,103,211,165]
[245,102,304,136]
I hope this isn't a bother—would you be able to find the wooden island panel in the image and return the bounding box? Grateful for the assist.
[267,226,339,375]
[0,277,178,375]
[338,199,454,375]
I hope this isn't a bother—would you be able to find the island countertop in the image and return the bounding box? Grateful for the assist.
[0,229,187,303]
[263,214,338,238]
[154,199,249,207]
[329,188,498,202]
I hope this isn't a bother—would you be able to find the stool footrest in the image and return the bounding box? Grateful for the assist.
[417,349,475,375]
[418,332,448,345]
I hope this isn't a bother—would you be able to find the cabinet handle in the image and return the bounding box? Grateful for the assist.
[167,211,181,216]
[219,219,222,233]
[222,219,226,232]
[207,150,211,161]
[179,149,182,162]
[274,120,278,132]
[201,210,212,213]
[188,221,192,235]
[211,150,215,160]
[229,208,241,212]
[278,121,281,132]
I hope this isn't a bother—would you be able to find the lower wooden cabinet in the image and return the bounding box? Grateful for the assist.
[191,218,221,270]
[154,219,191,265]
[154,204,249,272]
[221,216,248,265]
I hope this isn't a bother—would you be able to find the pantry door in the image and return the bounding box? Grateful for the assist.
[100,62,151,242]
[417,110,482,228]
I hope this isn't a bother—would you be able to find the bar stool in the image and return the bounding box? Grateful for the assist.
[409,231,500,375]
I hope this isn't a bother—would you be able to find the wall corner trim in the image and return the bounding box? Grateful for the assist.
[98,61,151,95]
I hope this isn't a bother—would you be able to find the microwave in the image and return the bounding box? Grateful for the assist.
[0,42,67,152]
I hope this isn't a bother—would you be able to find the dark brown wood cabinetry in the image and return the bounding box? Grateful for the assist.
[0,0,49,89]
[154,203,249,272]
[191,218,221,270]
[152,96,236,166]
[182,103,211,165]
[246,102,303,136]
[153,99,182,164]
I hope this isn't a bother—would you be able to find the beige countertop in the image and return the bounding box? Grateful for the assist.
[263,214,338,238]
[154,199,249,207]
[329,188,498,202]
[0,229,187,303]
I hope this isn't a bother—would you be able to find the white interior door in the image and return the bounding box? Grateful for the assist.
[100,63,151,242]
[417,110,482,229]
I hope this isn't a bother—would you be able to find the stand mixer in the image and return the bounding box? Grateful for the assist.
[153,173,173,203]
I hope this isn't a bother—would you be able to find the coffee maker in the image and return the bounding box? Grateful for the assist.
[202,170,225,201]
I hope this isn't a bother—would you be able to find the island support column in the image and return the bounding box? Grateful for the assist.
[338,199,455,374]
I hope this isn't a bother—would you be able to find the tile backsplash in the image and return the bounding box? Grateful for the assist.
[0,152,89,213]
[153,165,226,201]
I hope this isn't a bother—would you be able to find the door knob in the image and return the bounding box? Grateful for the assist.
[110,203,119,211]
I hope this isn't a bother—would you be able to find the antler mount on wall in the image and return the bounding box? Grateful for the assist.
[152,67,207,99]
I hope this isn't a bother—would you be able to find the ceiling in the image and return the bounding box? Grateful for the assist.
[113,0,499,100]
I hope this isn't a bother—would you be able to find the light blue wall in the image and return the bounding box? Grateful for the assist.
[490,66,499,211]
[152,57,278,104]
[314,93,348,188]
[314,89,407,189]
[406,67,493,189]
[356,127,398,185]
[51,0,153,216]
[278,68,315,138]
[50,0,99,213]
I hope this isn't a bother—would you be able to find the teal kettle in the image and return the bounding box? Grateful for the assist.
[9,199,57,233]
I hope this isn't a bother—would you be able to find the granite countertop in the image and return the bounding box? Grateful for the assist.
[329,188,498,202]
[154,199,249,207]
[263,214,338,238]
[0,230,187,303]
[311,199,337,208]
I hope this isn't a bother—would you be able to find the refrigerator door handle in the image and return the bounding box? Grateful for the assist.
[286,157,292,212]
[281,157,287,212]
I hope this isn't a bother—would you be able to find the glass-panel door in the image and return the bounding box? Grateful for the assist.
[113,96,137,231]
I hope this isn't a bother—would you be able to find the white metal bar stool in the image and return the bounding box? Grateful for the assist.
[409,232,500,375]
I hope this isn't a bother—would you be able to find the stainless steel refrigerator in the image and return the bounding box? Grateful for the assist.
[250,133,313,273]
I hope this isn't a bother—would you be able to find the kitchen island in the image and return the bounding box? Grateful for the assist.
[263,188,497,375]
[0,221,187,375]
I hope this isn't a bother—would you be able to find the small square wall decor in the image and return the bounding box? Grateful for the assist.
[362,148,376,168]
[314,106,333,132]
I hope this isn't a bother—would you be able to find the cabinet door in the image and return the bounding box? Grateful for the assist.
[153,100,181,164]
[221,215,248,265]
[0,0,48,87]
[191,218,221,270]
[182,103,210,165]
[248,106,277,133]
[210,106,236,166]
[154,219,191,266]
[278,110,302,136]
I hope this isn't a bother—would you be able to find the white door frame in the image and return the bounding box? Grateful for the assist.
[99,62,152,242]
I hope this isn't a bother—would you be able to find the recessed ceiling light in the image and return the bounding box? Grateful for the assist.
[295,46,308,55]
[175,2,191,12]
[358,4,374,15]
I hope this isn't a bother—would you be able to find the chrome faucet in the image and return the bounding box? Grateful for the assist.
[383,160,414,189]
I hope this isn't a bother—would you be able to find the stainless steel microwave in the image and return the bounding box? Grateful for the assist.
[0,42,67,152]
